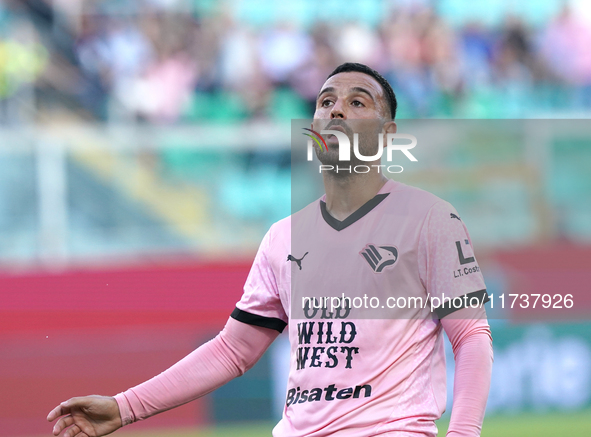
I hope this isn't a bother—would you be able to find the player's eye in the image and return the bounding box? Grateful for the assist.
[351,100,364,107]
[321,99,333,107]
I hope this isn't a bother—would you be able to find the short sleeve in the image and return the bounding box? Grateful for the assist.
[418,200,489,318]
[232,227,288,332]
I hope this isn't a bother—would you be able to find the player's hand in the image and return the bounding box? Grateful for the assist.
[47,395,123,437]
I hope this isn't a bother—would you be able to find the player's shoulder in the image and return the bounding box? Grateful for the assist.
[267,215,291,240]
[270,196,320,232]
[385,179,454,218]
[260,201,317,263]
[264,196,322,248]
[388,181,469,238]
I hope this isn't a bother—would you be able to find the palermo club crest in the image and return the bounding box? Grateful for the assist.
[360,244,398,273]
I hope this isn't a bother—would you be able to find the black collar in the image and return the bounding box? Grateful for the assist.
[320,193,389,231]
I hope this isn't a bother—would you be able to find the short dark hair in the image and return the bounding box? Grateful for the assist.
[327,63,397,120]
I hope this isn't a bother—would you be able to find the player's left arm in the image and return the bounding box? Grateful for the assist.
[418,200,493,436]
[441,307,493,437]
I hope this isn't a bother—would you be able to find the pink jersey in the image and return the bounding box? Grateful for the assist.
[232,179,488,436]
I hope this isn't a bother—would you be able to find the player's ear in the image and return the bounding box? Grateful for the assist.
[380,121,397,148]
[383,121,397,134]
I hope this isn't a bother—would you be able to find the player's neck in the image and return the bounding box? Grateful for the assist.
[322,172,389,221]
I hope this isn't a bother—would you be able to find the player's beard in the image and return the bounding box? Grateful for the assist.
[314,119,384,177]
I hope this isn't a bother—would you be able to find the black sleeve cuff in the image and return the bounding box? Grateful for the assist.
[433,289,489,319]
[231,307,287,333]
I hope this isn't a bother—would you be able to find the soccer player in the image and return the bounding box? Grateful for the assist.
[48,63,493,437]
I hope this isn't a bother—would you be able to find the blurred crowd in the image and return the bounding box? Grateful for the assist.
[1,0,591,123]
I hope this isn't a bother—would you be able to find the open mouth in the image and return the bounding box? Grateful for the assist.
[325,133,341,147]
[325,125,347,134]
[324,125,349,146]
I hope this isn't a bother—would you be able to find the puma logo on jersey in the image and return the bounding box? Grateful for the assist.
[450,213,461,221]
[360,244,398,273]
[287,252,309,270]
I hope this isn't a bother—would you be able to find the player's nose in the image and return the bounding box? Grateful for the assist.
[330,101,346,119]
